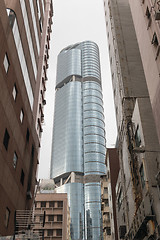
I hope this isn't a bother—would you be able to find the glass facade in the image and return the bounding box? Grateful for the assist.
[50,41,106,240]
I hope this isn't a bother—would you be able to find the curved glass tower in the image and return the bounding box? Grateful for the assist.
[50,41,106,240]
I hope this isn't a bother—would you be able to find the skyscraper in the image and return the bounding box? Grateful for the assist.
[0,0,53,236]
[50,41,106,240]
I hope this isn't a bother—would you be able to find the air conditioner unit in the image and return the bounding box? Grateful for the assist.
[42,99,46,105]
[155,11,160,20]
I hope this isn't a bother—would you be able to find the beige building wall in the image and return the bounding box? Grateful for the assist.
[34,193,70,240]
[104,0,160,239]
[101,174,114,240]
[129,0,160,144]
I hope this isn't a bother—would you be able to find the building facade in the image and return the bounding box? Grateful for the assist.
[104,0,160,239]
[129,0,160,145]
[0,0,53,236]
[101,148,119,240]
[50,41,106,240]
[101,173,114,240]
[34,182,70,240]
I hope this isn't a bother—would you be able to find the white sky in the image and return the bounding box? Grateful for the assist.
[38,0,117,179]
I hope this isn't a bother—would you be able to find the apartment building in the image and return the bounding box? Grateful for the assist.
[0,0,53,236]
[104,0,160,239]
[129,0,160,144]
[34,190,70,240]
[101,149,119,240]
[101,174,114,239]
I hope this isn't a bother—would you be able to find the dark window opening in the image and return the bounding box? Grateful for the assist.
[56,229,62,236]
[152,32,159,46]
[146,7,151,19]
[105,199,109,207]
[39,18,42,33]
[3,129,10,151]
[57,215,63,222]
[26,128,30,142]
[49,201,55,207]
[135,124,141,147]
[106,227,111,235]
[5,207,10,228]
[140,164,145,188]
[118,188,123,211]
[47,229,53,236]
[41,201,46,208]
[58,201,63,208]
[48,215,54,221]
[20,169,25,185]
[104,187,108,194]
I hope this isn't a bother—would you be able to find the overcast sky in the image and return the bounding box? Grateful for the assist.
[38,0,117,179]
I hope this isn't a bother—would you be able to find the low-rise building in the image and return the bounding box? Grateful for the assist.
[101,149,119,240]
[33,180,71,240]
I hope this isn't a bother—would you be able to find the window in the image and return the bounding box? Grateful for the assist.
[56,229,62,236]
[57,215,63,222]
[105,199,109,207]
[47,230,53,236]
[12,84,18,101]
[118,188,123,211]
[106,227,111,235]
[20,169,25,185]
[13,152,18,168]
[140,164,145,188]
[3,53,10,73]
[41,201,46,208]
[48,215,54,221]
[7,8,16,29]
[58,201,63,208]
[146,6,151,19]
[20,109,24,123]
[26,128,30,142]
[104,187,108,194]
[49,201,55,207]
[135,124,141,147]
[40,215,43,222]
[3,129,10,151]
[106,212,110,221]
[4,207,10,228]
[152,32,159,47]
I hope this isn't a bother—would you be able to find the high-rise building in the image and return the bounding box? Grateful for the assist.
[129,0,160,144]
[104,0,160,239]
[0,0,53,236]
[50,41,106,240]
